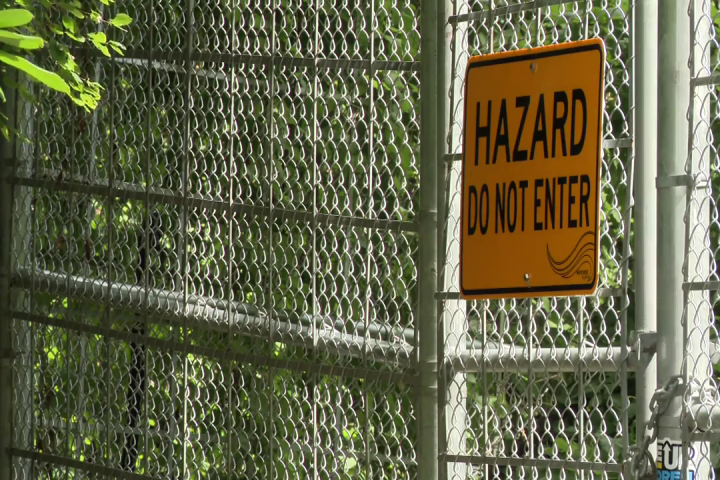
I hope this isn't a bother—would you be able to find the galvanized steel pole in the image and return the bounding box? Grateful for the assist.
[634,0,658,464]
[0,77,17,480]
[419,1,440,480]
[656,0,689,472]
[439,1,468,479]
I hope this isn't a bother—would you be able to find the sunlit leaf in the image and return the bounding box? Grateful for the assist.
[62,15,77,33]
[109,13,132,27]
[0,31,44,50]
[0,9,33,29]
[89,31,107,44]
[0,50,70,94]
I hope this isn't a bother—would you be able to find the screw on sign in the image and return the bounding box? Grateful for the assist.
[459,38,606,300]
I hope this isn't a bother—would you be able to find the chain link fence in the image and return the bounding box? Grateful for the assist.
[6,0,421,478]
[9,1,720,480]
[439,2,634,480]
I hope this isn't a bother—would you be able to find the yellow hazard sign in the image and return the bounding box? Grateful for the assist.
[459,38,606,300]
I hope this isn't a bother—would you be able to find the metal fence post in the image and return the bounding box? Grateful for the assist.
[634,0,658,463]
[439,1,468,479]
[419,1,440,480]
[0,76,18,480]
[656,0,690,469]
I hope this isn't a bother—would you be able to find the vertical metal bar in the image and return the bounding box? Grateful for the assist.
[439,0,468,479]
[15,73,34,480]
[620,0,637,462]
[121,0,144,465]
[266,2,277,477]
[363,0,376,478]
[577,301,586,472]
[634,0,658,465]
[29,82,40,480]
[224,2,238,478]
[480,303,488,480]
[103,10,119,478]
[656,0,690,467]
[311,1,320,477]
[526,299,534,466]
[419,1,440,480]
[0,72,18,480]
[105,15,119,472]
[180,1,195,477]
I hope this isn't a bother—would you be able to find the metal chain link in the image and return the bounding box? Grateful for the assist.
[630,375,685,479]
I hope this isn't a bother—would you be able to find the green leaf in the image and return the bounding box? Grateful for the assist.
[65,32,85,43]
[109,13,132,27]
[0,9,33,29]
[89,32,107,44]
[0,50,70,95]
[0,31,44,50]
[108,40,125,55]
[93,42,110,57]
[62,15,77,33]
[88,32,110,57]
[0,86,5,103]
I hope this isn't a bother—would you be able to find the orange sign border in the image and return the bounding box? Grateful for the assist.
[459,38,606,300]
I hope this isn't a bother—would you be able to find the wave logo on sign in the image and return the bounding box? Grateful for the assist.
[546,231,595,282]
[657,439,695,480]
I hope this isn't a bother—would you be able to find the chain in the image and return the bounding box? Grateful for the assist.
[629,375,685,479]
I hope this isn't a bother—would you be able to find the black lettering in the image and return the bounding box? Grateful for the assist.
[468,186,478,235]
[507,181,518,233]
[479,184,490,234]
[579,174,591,227]
[513,96,530,162]
[495,182,506,233]
[534,179,543,231]
[557,177,567,228]
[476,101,492,165]
[552,91,568,158]
[568,175,579,228]
[545,178,556,230]
[531,93,548,160]
[493,99,510,164]
[570,89,587,156]
[519,180,528,231]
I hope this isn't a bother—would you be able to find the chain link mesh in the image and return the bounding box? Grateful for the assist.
[7,0,421,478]
[440,1,633,479]
[684,1,720,479]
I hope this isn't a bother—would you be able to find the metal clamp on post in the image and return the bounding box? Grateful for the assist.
[629,330,658,365]
[655,174,710,190]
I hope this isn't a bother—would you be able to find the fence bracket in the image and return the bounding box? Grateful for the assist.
[655,174,710,190]
[629,330,657,364]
